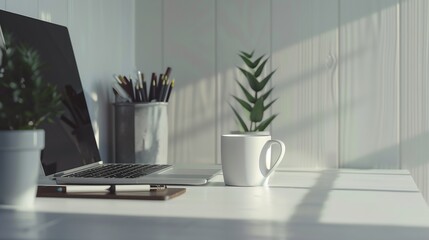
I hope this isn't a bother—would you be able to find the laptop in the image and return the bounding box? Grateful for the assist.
[0,10,219,185]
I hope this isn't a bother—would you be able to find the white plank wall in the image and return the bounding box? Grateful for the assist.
[6,0,38,18]
[39,0,68,26]
[400,0,429,202]
[68,0,135,162]
[272,0,339,168]
[339,0,400,169]
[163,0,216,164]
[1,0,135,162]
[135,0,162,74]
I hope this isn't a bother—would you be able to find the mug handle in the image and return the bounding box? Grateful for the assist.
[260,139,286,178]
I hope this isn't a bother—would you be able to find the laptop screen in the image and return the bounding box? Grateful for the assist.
[0,10,101,175]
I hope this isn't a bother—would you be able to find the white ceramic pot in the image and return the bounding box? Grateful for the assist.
[0,130,44,209]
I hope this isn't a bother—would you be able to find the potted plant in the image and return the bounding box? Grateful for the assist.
[230,50,278,133]
[0,32,62,208]
[221,51,283,185]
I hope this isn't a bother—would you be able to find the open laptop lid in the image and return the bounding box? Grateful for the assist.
[0,10,101,175]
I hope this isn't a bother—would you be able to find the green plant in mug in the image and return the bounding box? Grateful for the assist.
[0,33,63,130]
[230,50,278,132]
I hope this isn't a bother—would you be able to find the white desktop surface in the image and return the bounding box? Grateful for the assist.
[1,168,429,240]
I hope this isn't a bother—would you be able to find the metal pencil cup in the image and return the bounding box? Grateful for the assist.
[114,102,168,164]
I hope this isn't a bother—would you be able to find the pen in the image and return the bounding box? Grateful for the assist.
[160,79,170,102]
[156,74,164,101]
[123,76,135,101]
[114,75,133,101]
[38,185,167,193]
[138,71,148,102]
[158,79,166,102]
[149,73,157,101]
[164,67,172,79]
[165,79,175,102]
[135,84,141,102]
[112,82,132,102]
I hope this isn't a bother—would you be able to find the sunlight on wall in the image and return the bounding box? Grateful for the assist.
[90,92,99,147]
[272,35,339,168]
[39,11,52,22]
[90,92,98,102]
[168,74,217,164]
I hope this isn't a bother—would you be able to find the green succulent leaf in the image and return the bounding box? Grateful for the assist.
[251,55,264,69]
[239,54,254,69]
[250,98,264,123]
[230,104,249,132]
[256,70,276,92]
[240,50,254,59]
[236,80,256,103]
[261,88,273,101]
[233,96,252,112]
[256,114,278,131]
[264,98,277,111]
[254,58,268,78]
[238,67,260,92]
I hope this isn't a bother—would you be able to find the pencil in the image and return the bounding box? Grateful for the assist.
[135,84,141,102]
[160,79,169,102]
[156,74,164,101]
[149,77,157,101]
[138,71,148,102]
[158,79,167,102]
[164,67,172,79]
[124,76,135,102]
[165,79,175,102]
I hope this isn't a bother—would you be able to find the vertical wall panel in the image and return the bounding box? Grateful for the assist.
[164,0,216,164]
[5,0,38,18]
[135,0,162,74]
[39,0,68,26]
[216,0,271,164]
[339,0,400,168]
[68,0,135,162]
[400,0,429,202]
[0,0,5,10]
[272,0,339,168]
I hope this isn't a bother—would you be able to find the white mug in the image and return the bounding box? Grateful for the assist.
[221,134,285,186]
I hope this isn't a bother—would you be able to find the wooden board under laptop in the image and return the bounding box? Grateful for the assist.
[37,186,186,201]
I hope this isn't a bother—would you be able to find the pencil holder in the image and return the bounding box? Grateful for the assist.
[114,102,168,164]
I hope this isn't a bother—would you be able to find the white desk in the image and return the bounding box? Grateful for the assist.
[1,169,429,240]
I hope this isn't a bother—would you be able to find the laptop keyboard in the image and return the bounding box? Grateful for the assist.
[62,164,171,178]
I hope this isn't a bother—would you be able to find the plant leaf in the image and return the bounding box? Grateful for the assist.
[233,96,252,112]
[239,67,259,92]
[240,50,254,59]
[254,58,268,78]
[250,98,264,123]
[256,70,276,91]
[251,55,264,69]
[263,98,277,111]
[239,54,254,69]
[236,80,256,103]
[256,114,278,131]
[239,54,264,69]
[230,104,249,132]
[261,87,273,101]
